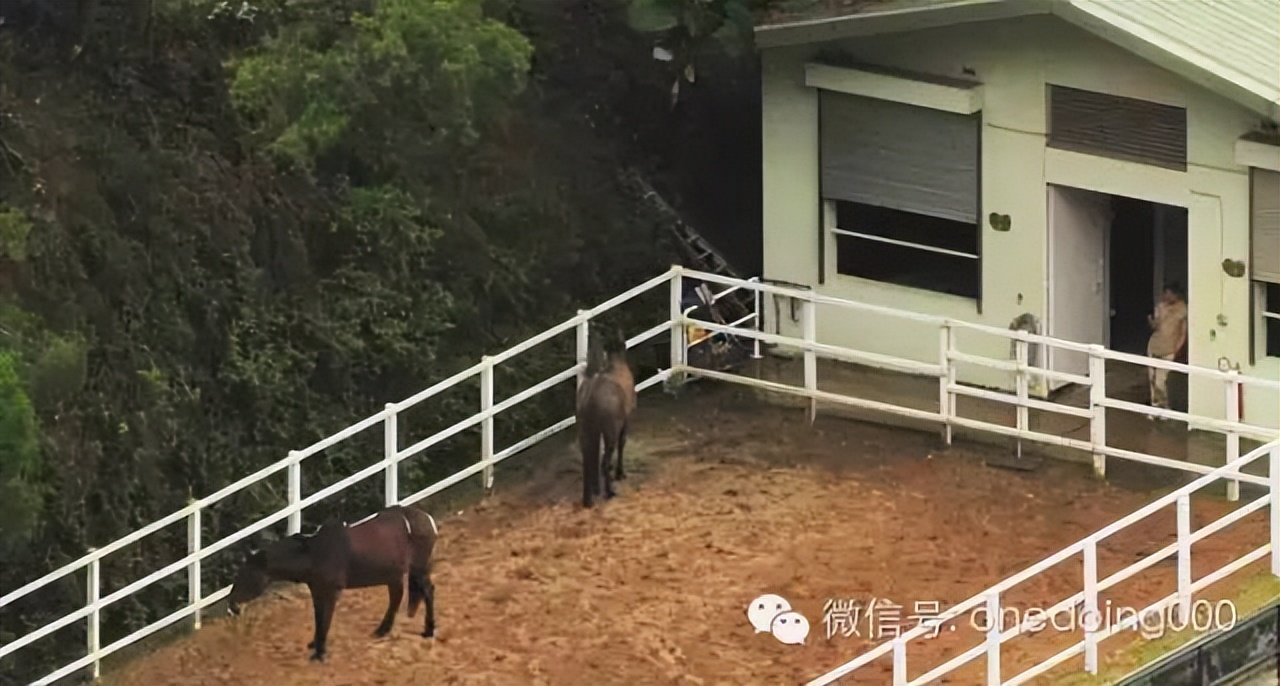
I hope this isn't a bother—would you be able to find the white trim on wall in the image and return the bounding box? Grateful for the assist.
[804,62,983,115]
[1236,138,1280,173]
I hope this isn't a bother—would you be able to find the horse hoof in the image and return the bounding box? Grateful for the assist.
[310,652,325,663]
[615,471,627,481]
[422,629,435,639]
[373,628,391,639]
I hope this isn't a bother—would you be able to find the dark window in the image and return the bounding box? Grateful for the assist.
[831,200,980,299]
[1265,282,1280,358]
[1047,84,1187,171]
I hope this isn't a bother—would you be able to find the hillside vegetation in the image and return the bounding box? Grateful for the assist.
[0,0,767,680]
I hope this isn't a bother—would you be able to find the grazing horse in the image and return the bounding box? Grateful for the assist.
[575,340,637,508]
[226,505,438,662]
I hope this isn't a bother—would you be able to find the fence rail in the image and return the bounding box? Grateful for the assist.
[3,265,1278,685]
[803,439,1280,686]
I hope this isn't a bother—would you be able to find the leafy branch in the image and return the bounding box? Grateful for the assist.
[624,0,760,105]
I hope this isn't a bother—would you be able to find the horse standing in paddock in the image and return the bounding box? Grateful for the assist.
[575,339,637,508]
[226,505,438,662]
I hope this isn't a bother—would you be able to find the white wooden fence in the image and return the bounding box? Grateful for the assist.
[804,438,1280,686]
[2,265,1277,685]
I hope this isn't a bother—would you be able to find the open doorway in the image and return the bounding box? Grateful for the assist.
[1047,185,1188,409]
[1109,197,1188,356]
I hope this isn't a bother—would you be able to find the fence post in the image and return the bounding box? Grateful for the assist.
[668,268,686,389]
[187,506,202,631]
[1087,345,1107,479]
[751,279,762,360]
[1177,494,1192,623]
[1224,370,1241,502]
[287,450,302,535]
[802,299,817,425]
[939,321,953,446]
[1015,333,1029,441]
[480,356,495,491]
[986,589,1002,684]
[384,404,399,506]
[87,552,100,680]
[576,310,590,389]
[1270,442,1279,577]
[892,636,907,686]
[1083,538,1099,673]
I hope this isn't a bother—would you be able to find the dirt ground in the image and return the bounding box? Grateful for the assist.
[98,384,1272,686]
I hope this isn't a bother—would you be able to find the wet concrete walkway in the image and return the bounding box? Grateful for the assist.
[719,351,1274,500]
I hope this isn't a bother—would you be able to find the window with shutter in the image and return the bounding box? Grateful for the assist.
[1252,168,1280,285]
[819,90,982,300]
[1253,168,1280,359]
[1047,85,1187,171]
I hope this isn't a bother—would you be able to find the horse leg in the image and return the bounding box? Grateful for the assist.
[422,575,436,638]
[601,437,617,500]
[374,578,404,638]
[307,585,321,654]
[581,427,600,508]
[309,585,340,662]
[615,423,628,482]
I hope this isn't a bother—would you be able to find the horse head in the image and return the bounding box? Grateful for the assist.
[226,544,270,616]
[226,529,312,616]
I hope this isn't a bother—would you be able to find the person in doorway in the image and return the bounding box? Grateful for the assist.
[1146,282,1188,414]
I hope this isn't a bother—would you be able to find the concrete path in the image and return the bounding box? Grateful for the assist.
[742,353,1272,499]
[1234,662,1278,686]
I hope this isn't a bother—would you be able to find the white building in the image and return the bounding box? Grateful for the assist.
[756,0,1280,428]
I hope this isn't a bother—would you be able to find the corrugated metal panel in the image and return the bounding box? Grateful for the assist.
[1254,168,1280,285]
[820,90,980,224]
[1064,0,1280,115]
[1048,85,1187,170]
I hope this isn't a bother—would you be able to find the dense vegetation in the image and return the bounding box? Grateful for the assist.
[0,0,769,680]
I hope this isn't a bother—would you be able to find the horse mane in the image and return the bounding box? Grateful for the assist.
[584,340,608,377]
[583,337,629,379]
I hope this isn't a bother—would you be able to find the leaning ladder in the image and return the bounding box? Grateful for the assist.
[616,167,754,324]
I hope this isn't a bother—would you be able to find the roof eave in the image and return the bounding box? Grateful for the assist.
[1049,2,1280,124]
[753,0,1280,123]
[754,0,1051,49]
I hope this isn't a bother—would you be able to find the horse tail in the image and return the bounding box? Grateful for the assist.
[399,506,436,618]
[407,567,427,618]
[579,415,601,471]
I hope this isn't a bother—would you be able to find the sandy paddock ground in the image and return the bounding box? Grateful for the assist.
[98,385,1270,686]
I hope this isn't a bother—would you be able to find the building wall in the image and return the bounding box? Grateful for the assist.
[759,14,1279,429]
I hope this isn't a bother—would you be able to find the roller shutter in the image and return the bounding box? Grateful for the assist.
[1253,168,1280,284]
[819,91,980,225]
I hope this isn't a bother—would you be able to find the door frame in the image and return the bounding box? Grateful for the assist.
[1046,183,1112,390]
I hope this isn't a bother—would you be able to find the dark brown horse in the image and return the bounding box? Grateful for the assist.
[575,340,637,508]
[226,504,438,662]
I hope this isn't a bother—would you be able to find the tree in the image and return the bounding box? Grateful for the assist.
[624,0,764,106]
[0,351,43,546]
[227,0,533,182]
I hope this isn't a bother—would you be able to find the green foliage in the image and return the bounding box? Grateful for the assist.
[625,0,762,54]
[228,0,533,174]
[0,0,675,680]
[623,0,768,105]
[627,0,681,32]
[0,207,32,261]
[26,334,88,413]
[0,351,43,544]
